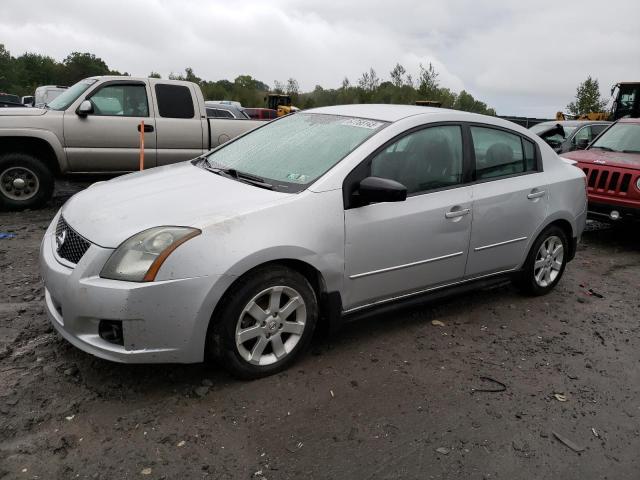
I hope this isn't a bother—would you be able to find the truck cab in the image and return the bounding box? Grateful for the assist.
[0,76,262,210]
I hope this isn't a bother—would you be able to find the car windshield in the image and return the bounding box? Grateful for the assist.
[591,123,640,153]
[203,113,388,192]
[47,79,97,110]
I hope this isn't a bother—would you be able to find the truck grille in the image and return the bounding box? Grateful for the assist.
[582,166,633,196]
[55,217,91,264]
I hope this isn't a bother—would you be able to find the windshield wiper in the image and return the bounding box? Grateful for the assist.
[591,146,616,152]
[202,164,274,190]
[621,149,640,154]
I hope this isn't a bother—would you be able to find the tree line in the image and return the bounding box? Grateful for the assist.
[0,44,496,114]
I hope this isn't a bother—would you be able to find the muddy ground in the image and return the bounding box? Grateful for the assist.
[1,182,639,479]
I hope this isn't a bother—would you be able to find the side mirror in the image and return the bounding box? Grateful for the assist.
[575,138,589,150]
[77,100,94,116]
[357,176,407,204]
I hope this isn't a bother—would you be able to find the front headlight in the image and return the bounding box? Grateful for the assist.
[100,227,201,282]
[636,176,640,191]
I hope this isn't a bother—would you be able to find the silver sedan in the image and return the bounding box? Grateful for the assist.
[40,105,587,378]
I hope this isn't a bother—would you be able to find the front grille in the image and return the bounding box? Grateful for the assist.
[55,217,91,264]
[582,166,633,195]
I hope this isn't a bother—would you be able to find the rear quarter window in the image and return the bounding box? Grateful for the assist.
[471,126,538,180]
[155,84,195,119]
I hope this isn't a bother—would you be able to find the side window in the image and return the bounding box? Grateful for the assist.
[216,109,234,119]
[90,84,149,117]
[370,125,463,195]
[206,108,218,118]
[471,126,534,180]
[155,84,195,119]
[523,138,536,171]
[591,124,608,137]
[573,126,592,144]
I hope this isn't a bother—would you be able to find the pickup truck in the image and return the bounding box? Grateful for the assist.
[0,76,263,210]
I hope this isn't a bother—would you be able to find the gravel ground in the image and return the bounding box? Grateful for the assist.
[1,183,639,479]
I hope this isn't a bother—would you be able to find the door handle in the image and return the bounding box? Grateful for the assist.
[527,189,546,200]
[445,207,471,219]
[137,124,154,133]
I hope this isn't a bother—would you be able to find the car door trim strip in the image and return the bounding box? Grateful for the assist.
[349,251,464,279]
[344,268,517,314]
[474,236,528,252]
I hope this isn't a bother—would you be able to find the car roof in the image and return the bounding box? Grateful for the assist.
[617,117,640,124]
[204,102,240,110]
[534,120,611,127]
[306,104,446,122]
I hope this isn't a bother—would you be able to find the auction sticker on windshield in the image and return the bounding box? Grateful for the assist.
[341,118,384,129]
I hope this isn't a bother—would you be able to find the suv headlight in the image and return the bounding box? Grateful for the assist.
[636,176,640,191]
[100,227,201,282]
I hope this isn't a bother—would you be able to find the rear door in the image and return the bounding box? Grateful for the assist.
[63,80,156,171]
[152,82,206,166]
[466,125,548,277]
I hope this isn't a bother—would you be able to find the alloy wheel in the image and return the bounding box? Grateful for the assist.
[235,286,307,366]
[533,235,564,288]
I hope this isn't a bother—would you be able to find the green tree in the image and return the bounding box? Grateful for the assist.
[358,68,380,91]
[272,80,285,94]
[390,63,406,88]
[184,67,201,84]
[148,71,161,78]
[417,62,439,99]
[567,76,607,115]
[0,44,16,92]
[61,52,110,84]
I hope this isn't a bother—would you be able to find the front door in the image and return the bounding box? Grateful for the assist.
[466,125,548,277]
[343,124,473,310]
[64,81,156,171]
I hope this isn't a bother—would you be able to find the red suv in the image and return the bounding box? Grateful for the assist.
[562,118,640,222]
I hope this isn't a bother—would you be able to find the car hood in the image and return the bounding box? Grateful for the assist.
[561,149,640,170]
[61,162,292,248]
[0,107,47,116]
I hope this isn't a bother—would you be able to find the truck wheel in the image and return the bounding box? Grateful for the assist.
[0,153,54,210]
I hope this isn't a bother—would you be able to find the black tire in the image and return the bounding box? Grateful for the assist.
[0,153,54,210]
[514,225,569,296]
[207,266,318,379]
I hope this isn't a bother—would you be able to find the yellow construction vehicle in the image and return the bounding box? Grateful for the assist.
[556,82,640,121]
[266,94,298,117]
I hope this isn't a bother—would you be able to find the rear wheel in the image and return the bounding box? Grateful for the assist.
[514,225,568,296]
[208,266,318,379]
[0,153,54,210]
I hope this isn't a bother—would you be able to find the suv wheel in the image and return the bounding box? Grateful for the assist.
[515,225,568,296]
[208,266,318,379]
[0,153,54,210]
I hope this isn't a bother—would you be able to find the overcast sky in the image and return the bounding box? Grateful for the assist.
[2,0,639,116]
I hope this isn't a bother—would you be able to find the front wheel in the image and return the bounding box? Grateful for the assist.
[208,266,318,379]
[514,225,568,296]
[0,153,54,210]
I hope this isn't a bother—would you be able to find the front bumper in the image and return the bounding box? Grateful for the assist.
[40,216,230,363]
[588,201,640,222]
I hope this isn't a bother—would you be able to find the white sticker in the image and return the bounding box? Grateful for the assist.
[341,118,384,129]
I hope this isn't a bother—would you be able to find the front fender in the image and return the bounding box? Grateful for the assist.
[0,128,68,171]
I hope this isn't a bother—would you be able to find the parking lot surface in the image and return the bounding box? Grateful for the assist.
[1,184,639,479]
